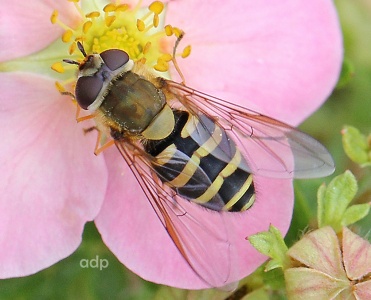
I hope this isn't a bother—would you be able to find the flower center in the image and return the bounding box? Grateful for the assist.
[51,0,191,78]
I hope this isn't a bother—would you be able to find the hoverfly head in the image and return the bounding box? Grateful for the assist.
[64,42,133,111]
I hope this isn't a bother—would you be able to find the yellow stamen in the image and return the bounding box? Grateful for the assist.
[138,57,147,65]
[116,4,129,12]
[51,62,65,73]
[50,10,58,24]
[153,14,159,28]
[69,0,84,19]
[137,19,145,32]
[141,11,152,22]
[160,53,173,62]
[154,59,169,72]
[134,0,143,11]
[105,15,116,27]
[50,11,74,32]
[69,42,77,55]
[181,45,192,58]
[55,81,66,93]
[82,21,92,34]
[164,25,173,36]
[172,27,183,38]
[143,42,152,54]
[62,30,73,43]
[86,11,100,19]
[103,4,116,13]
[149,1,164,15]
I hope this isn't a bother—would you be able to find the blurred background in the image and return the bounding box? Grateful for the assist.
[1,0,370,299]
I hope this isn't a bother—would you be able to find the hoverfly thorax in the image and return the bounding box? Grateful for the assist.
[74,46,175,140]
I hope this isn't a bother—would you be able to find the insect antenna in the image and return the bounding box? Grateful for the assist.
[76,41,87,57]
[63,59,80,65]
[62,41,88,65]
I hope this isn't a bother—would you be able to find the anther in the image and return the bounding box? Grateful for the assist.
[105,15,116,27]
[85,11,100,18]
[181,45,192,58]
[103,4,116,13]
[153,14,159,28]
[83,21,92,34]
[165,25,173,36]
[50,10,58,24]
[137,19,145,31]
[143,42,152,54]
[62,30,73,42]
[116,4,129,12]
[149,1,164,15]
[51,62,65,73]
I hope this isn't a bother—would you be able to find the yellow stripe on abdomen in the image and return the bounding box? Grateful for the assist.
[168,124,224,187]
[194,149,242,204]
[222,174,254,211]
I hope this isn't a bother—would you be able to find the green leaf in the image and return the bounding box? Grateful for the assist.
[317,184,326,229]
[342,203,371,227]
[240,287,270,300]
[336,58,355,89]
[262,268,286,291]
[342,125,371,166]
[248,225,289,270]
[154,285,231,300]
[285,184,314,246]
[317,171,358,231]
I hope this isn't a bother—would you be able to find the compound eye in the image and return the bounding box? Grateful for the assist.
[75,76,103,110]
[100,49,129,71]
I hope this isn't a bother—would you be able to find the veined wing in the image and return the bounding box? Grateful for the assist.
[114,139,235,287]
[163,80,335,179]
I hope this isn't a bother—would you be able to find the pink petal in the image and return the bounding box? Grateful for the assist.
[287,226,348,281]
[165,0,342,125]
[342,227,371,281]
[0,72,107,278]
[285,268,350,299]
[95,148,293,289]
[354,281,371,300]
[0,0,80,61]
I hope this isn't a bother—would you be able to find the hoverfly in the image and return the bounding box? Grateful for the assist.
[63,39,335,287]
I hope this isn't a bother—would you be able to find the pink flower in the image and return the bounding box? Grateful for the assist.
[285,227,371,299]
[0,0,342,289]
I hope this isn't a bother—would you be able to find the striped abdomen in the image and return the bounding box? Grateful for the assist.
[144,110,255,212]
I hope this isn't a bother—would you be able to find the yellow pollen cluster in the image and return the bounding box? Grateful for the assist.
[50,0,191,77]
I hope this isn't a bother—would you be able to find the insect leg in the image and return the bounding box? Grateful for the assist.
[84,126,115,155]
[75,105,95,123]
[61,91,75,98]
[59,88,95,123]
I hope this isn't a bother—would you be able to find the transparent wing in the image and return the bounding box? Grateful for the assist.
[164,80,335,179]
[114,140,234,287]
